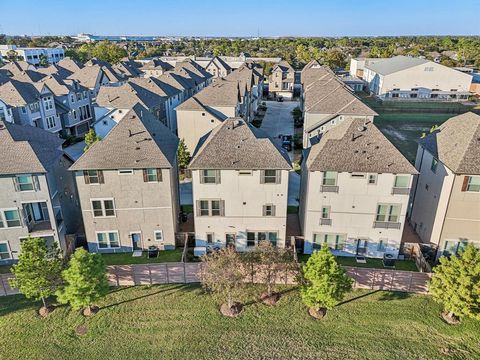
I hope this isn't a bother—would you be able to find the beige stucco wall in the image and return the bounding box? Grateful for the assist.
[192,169,289,251]
[74,168,178,252]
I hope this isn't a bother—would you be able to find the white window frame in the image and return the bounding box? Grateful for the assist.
[96,231,120,249]
[91,198,116,218]
[375,204,401,223]
[0,241,12,260]
[154,230,164,242]
[466,176,480,192]
[0,208,22,229]
[16,175,35,192]
[368,174,377,185]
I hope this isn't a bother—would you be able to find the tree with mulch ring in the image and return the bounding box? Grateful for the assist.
[300,244,353,319]
[200,247,246,317]
[429,244,480,324]
[10,237,63,317]
[248,241,297,306]
[56,248,109,317]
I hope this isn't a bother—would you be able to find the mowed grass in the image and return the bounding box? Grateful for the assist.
[1,286,479,360]
[298,255,418,271]
[101,249,183,265]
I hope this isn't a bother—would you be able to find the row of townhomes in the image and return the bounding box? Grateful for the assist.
[0,52,478,267]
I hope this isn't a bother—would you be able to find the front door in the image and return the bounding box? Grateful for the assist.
[131,233,142,251]
[356,239,368,256]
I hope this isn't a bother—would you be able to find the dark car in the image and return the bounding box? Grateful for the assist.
[276,96,284,102]
[281,135,293,152]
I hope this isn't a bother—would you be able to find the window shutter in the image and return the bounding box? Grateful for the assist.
[33,175,40,191]
[196,200,201,216]
[262,205,266,216]
[12,177,19,192]
[83,170,90,184]
[156,168,162,182]
[143,169,148,182]
[98,170,104,184]
[220,200,225,216]
[276,170,281,184]
[216,170,221,184]
[461,176,469,192]
[272,205,276,217]
[199,171,204,184]
[260,170,265,184]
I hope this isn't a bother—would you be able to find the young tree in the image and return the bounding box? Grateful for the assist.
[10,237,63,314]
[200,247,245,317]
[84,128,101,151]
[177,138,191,170]
[251,241,296,305]
[300,244,352,319]
[38,53,48,67]
[56,248,109,316]
[429,244,480,323]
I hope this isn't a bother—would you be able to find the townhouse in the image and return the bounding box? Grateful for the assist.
[67,64,123,98]
[0,79,62,133]
[70,104,180,253]
[301,63,377,148]
[0,121,81,263]
[190,118,291,252]
[141,59,173,77]
[0,45,65,66]
[268,60,295,99]
[204,56,232,78]
[299,118,417,257]
[409,112,480,259]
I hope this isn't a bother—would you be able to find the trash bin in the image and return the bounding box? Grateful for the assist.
[148,246,159,258]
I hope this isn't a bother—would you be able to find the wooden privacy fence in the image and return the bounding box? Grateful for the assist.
[0,263,432,297]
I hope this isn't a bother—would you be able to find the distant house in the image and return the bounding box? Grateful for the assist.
[70,104,180,253]
[141,59,173,78]
[67,64,123,98]
[190,118,291,253]
[268,61,295,99]
[0,121,81,263]
[352,56,472,101]
[204,56,232,78]
[299,118,417,257]
[300,63,377,148]
[408,112,480,260]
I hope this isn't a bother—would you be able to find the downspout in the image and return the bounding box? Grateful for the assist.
[408,146,424,220]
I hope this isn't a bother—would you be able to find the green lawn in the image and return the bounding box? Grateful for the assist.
[298,255,418,271]
[101,249,183,265]
[0,285,479,359]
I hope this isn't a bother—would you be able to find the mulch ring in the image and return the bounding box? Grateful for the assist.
[440,312,460,325]
[308,307,327,320]
[75,325,88,336]
[260,292,281,306]
[82,305,99,317]
[220,302,243,317]
[38,305,55,318]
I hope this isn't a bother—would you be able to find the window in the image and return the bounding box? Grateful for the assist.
[322,171,337,186]
[154,230,163,242]
[83,170,103,184]
[247,231,278,247]
[321,206,330,219]
[376,204,401,223]
[43,96,53,110]
[97,231,120,249]
[201,169,219,184]
[263,204,276,216]
[206,233,214,244]
[368,174,377,184]
[70,94,75,103]
[351,173,366,178]
[1,209,21,228]
[144,168,162,182]
[464,176,480,192]
[199,200,209,216]
[262,170,279,184]
[225,233,236,247]
[91,199,115,217]
[0,242,11,260]
[16,175,35,191]
[46,116,56,129]
[394,175,409,188]
[211,200,221,216]
[431,158,438,173]
[118,169,133,175]
[197,200,223,216]
[247,232,256,247]
[313,233,345,251]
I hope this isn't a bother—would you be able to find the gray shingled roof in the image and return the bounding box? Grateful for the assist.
[96,82,164,109]
[176,78,240,110]
[189,118,291,170]
[57,57,84,73]
[306,118,416,174]
[0,79,40,106]
[419,112,480,174]
[70,103,178,171]
[365,56,429,76]
[0,121,64,175]
[274,61,294,73]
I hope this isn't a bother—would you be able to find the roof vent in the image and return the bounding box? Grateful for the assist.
[357,126,367,132]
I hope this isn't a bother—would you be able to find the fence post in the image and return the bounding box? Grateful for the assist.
[285,267,288,285]
[148,265,152,286]
[183,262,186,284]
[371,269,376,289]
[115,266,120,287]
[390,271,395,291]
[166,264,170,284]
[408,271,414,293]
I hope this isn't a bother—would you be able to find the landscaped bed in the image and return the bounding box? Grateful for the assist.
[298,254,419,272]
[0,285,478,359]
[101,249,183,265]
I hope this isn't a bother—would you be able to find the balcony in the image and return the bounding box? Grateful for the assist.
[320,185,339,193]
[391,187,410,195]
[373,221,401,229]
[320,218,332,226]
[22,202,54,235]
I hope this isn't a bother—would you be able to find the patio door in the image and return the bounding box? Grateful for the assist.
[225,233,236,248]
[356,239,368,256]
[131,232,142,251]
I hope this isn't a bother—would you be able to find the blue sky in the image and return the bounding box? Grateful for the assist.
[0,0,478,37]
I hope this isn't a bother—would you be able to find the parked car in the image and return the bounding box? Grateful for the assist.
[276,96,284,102]
[281,135,293,152]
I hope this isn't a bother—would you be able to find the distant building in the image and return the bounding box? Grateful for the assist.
[351,56,472,101]
[0,45,65,66]
[409,112,480,260]
[268,61,295,99]
[204,56,232,78]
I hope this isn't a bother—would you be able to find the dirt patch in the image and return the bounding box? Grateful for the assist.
[260,292,281,306]
[219,303,243,317]
[82,305,99,317]
[441,311,460,325]
[38,305,54,318]
[308,307,327,320]
[75,325,88,336]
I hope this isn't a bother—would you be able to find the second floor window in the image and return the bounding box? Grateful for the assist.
[0,209,21,228]
[43,97,53,110]
[200,170,220,184]
[91,199,115,217]
[321,206,330,219]
[376,204,401,223]
[263,204,276,216]
[46,116,56,129]
[197,199,224,217]
[394,175,409,188]
[15,175,35,191]
[322,171,337,186]
[261,170,280,184]
[83,170,104,184]
[463,176,480,192]
[143,168,162,182]
[431,158,438,173]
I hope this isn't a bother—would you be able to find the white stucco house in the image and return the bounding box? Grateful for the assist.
[190,118,291,253]
[299,118,417,258]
